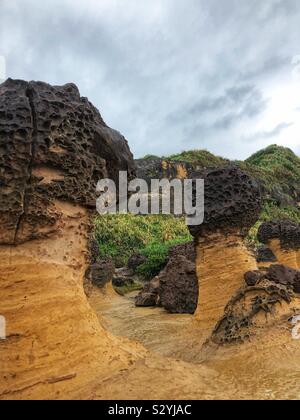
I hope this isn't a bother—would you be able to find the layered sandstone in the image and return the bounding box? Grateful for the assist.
[258,220,300,269]
[0,79,139,400]
[211,264,300,345]
[189,166,262,336]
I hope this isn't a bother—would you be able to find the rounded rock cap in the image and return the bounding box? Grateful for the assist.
[189,165,262,238]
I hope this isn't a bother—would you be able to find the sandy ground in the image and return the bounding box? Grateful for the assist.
[88,285,300,400]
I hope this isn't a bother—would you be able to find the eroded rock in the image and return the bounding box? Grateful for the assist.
[135,241,198,313]
[158,255,198,314]
[244,270,265,287]
[258,220,300,269]
[135,277,160,307]
[189,165,261,238]
[86,258,115,288]
[211,263,300,345]
[113,267,135,288]
[0,78,135,246]
[0,79,137,400]
[256,246,277,267]
[189,165,262,336]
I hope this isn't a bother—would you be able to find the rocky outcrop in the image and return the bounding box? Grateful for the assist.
[167,241,196,262]
[266,264,300,291]
[244,270,265,287]
[256,246,277,268]
[135,157,200,184]
[135,277,160,307]
[158,255,198,314]
[244,264,300,292]
[258,220,300,269]
[212,264,300,345]
[0,79,138,400]
[135,242,198,313]
[189,165,262,336]
[85,258,115,289]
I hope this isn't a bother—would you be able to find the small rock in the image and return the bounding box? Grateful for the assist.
[135,277,160,307]
[86,258,115,288]
[256,246,277,263]
[113,267,135,288]
[244,270,265,287]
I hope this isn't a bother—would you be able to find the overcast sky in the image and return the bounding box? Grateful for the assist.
[0,0,300,159]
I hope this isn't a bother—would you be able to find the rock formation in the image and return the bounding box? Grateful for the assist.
[85,258,115,289]
[135,242,198,313]
[0,79,138,400]
[256,245,277,268]
[135,277,160,307]
[211,264,300,345]
[158,255,198,314]
[189,165,262,337]
[135,157,196,184]
[127,253,147,271]
[258,220,300,269]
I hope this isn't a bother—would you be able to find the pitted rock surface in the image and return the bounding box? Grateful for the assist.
[256,246,277,263]
[189,165,262,238]
[258,220,300,250]
[158,255,198,314]
[135,241,197,313]
[0,79,135,245]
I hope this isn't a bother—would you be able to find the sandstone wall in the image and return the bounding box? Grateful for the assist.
[0,79,139,400]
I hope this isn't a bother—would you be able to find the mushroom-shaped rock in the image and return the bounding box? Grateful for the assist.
[0,79,135,245]
[0,79,137,399]
[189,165,262,336]
[258,220,300,269]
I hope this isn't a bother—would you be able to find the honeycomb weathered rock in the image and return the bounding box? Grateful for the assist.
[0,78,135,245]
[258,220,300,250]
[189,165,262,238]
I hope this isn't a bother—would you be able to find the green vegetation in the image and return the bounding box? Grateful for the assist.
[239,145,300,203]
[94,214,192,269]
[140,154,161,160]
[167,149,228,167]
[246,145,300,175]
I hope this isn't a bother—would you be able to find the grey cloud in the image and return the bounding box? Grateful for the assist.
[245,122,294,142]
[0,0,299,159]
[168,84,268,134]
